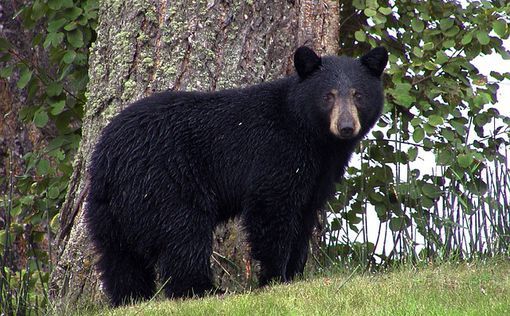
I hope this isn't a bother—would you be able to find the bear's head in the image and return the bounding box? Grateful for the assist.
[291,46,388,141]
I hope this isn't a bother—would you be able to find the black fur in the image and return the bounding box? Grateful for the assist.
[85,46,387,306]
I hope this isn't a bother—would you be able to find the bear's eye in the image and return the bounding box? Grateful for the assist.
[353,91,363,100]
[322,93,335,111]
[324,92,335,105]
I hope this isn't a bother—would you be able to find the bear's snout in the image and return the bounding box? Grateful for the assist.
[328,91,361,139]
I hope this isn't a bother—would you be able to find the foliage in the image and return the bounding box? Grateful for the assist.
[0,0,98,313]
[326,0,510,265]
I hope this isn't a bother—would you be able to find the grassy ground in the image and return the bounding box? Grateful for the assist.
[76,258,510,316]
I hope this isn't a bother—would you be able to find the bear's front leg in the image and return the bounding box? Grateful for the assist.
[243,203,299,286]
[285,232,310,281]
[286,210,317,281]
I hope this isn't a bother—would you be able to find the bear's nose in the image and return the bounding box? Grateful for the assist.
[340,127,354,138]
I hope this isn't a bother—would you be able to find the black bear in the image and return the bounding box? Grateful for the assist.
[85,46,388,306]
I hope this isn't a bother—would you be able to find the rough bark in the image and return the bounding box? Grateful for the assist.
[50,0,339,308]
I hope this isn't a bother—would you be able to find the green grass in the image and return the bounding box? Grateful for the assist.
[76,259,510,316]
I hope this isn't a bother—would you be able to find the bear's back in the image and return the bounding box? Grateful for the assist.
[88,79,310,216]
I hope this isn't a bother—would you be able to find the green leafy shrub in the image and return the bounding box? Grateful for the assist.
[0,0,98,313]
[326,0,510,266]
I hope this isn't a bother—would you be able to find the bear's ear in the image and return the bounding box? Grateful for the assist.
[360,46,388,77]
[294,46,322,79]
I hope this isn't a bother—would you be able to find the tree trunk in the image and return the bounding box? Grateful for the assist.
[50,0,338,308]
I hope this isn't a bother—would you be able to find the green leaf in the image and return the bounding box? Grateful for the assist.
[394,93,415,108]
[423,42,434,50]
[435,51,448,64]
[62,0,75,9]
[444,26,459,37]
[457,153,473,168]
[395,82,412,92]
[378,7,392,15]
[451,120,466,136]
[17,68,33,89]
[64,21,78,31]
[442,39,455,49]
[63,7,83,20]
[0,37,12,51]
[366,0,378,9]
[330,219,341,231]
[413,127,425,143]
[20,195,34,206]
[67,29,84,48]
[0,53,10,62]
[62,50,76,64]
[47,18,67,32]
[411,19,425,33]
[47,82,63,96]
[364,8,377,17]
[492,19,507,38]
[413,47,423,58]
[77,15,89,26]
[442,128,455,142]
[424,61,436,70]
[355,30,366,42]
[37,159,50,176]
[474,112,490,127]
[352,0,364,10]
[33,109,49,127]
[392,82,415,108]
[410,117,422,127]
[0,65,14,78]
[48,0,64,10]
[372,13,387,25]
[461,32,473,45]
[28,78,40,99]
[408,147,418,161]
[31,0,47,20]
[58,64,73,81]
[0,231,7,246]
[369,191,384,202]
[476,31,490,45]
[43,32,64,49]
[49,148,65,160]
[428,115,443,127]
[389,217,407,231]
[421,183,441,199]
[47,186,60,199]
[436,148,453,165]
[440,18,454,31]
[424,123,436,135]
[50,100,66,115]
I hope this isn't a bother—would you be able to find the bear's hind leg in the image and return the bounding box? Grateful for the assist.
[96,248,156,306]
[157,216,215,299]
